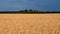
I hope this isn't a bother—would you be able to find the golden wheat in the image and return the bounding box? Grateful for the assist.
[0,14,60,34]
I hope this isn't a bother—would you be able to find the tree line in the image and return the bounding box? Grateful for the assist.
[0,9,60,14]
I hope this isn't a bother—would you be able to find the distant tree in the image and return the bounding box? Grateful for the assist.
[29,9,32,11]
[25,9,27,13]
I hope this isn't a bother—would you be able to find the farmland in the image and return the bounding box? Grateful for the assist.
[0,14,60,34]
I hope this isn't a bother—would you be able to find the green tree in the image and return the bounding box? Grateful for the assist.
[25,9,27,13]
[29,9,32,11]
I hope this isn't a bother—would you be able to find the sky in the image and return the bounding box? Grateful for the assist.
[0,0,60,11]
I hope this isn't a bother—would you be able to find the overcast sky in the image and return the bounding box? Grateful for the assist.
[0,0,60,11]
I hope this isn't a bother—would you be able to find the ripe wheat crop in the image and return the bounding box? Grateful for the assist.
[0,14,60,34]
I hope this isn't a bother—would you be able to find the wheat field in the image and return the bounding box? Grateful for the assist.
[0,14,60,34]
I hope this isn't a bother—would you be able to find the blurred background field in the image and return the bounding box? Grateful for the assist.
[0,14,60,34]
